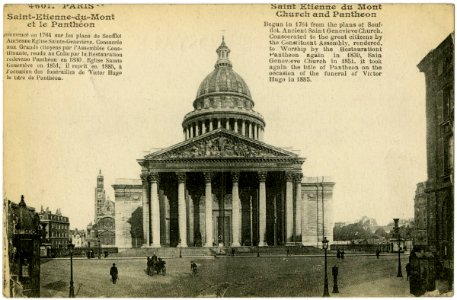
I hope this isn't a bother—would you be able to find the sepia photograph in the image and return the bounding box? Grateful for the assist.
[3,3,454,297]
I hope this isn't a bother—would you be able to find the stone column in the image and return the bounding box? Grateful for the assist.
[177,172,187,247]
[187,191,194,246]
[202,120,207,134]
[141,172,150,247]
[259,128,264,141]
[248,122,252,138]
[285,171,294,244]
[204,172,213,247]
[149,172,161,247]
[234,120,238,134]
[242,121,246,137]
[294,173,303,241]
[258,171,268,246]
[225,119,229,129]
[253,124,257,140]
[231,172,241,247]
[193,123,197,137]
[209,119,213,131]
[217,119,221,129]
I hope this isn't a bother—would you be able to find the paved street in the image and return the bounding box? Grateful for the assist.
[40,254,410,297]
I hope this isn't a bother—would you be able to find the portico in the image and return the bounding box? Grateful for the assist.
[138,129,305,247]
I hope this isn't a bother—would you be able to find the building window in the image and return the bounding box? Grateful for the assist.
[444,135,454,175]
[442,87,454,121]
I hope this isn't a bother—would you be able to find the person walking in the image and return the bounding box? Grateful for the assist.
[337,249,341,259]
[191,261,198,275]
[110,263,118,284]
[405,262,411,281]
[376,249,380,259]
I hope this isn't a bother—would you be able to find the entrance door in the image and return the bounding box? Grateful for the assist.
[217,216,231,246]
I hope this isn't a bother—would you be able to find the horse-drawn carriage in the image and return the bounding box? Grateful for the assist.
[147,257,166,276]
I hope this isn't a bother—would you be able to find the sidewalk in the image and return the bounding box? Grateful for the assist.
[334,276,411,297]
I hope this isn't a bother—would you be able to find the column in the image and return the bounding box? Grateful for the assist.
[225,119,229,129]
[187,191,194,246]
[260,128,264,141]
[248,122,252,138]
[202,120,207,134]
[193,123,197,137]
[231,172,241,247]
[209,119,213,131]
[217,119,221,129]
[141,172,150,247]
[234,120,238,134]
[258,171,268,246]
[149,172,161,247]
[294,173,303,242]
[285,171,294,244]
[204,172,213,247]
[242,121,246,137]
[177,172,187,247]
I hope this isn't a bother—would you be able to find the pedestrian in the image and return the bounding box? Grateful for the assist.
[341,250,345,259]
[376,249,380,259]
[286,248,290,257]
[405,262,411,281]
[191,261,197,275]
[110,263,118,284]
[337,249,341,259]
[231,248,236,256]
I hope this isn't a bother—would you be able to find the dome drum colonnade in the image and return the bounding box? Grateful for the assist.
[135,38,328,248]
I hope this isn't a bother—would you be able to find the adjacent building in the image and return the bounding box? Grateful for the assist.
[87,170,116,246]
[70,229,87,248]
[414,33,454,285]
[114,39,335,250]
[38,206,69,253]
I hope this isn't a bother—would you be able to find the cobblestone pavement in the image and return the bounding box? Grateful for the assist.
[40,254,411,297]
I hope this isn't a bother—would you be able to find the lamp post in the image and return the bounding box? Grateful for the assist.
[179,239,182,258]
[68,241,75,298]
[322,236,330,297]
[393,218,403,277]
[98,238,101,259]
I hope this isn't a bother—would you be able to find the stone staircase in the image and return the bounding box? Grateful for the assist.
[112,245,322,258]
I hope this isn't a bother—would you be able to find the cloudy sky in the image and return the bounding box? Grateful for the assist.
[4,4,454,229]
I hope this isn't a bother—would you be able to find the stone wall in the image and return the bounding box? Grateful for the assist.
[301,176,335,246]
[112,179,143,250]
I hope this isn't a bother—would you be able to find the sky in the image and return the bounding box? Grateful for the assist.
[4,4,454,229]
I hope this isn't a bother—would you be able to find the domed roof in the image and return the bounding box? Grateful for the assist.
[196,38,252,100]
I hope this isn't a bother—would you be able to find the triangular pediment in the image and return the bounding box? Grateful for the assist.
[144,129,300,160]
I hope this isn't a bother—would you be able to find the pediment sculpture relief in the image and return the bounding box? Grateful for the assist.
[155,135,287,159]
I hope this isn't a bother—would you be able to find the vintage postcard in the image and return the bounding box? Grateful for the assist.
[3,3,454,297]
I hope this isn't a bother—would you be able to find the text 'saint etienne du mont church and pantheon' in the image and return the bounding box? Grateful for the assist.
[113,38,335,250]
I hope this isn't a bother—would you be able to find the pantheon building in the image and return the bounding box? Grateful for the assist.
[113,39,335,249]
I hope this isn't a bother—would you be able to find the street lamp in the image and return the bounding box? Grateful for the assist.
[179,239,182,258]
[393,218,403,277]
[68,240,75,298]
[98,238,101,259]
[322,236,330,297]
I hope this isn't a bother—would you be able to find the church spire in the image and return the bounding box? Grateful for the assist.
[215,36,232,68]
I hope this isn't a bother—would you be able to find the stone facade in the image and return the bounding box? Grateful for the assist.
[88,170,116,246]
[113,39,335,249]
[416,33,454,280]
[38,207,69,250]
[112,179,143,249]
[301,177,335,246]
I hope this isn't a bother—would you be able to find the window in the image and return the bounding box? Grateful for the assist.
[442,87,454,120]
[444,135,454,174]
